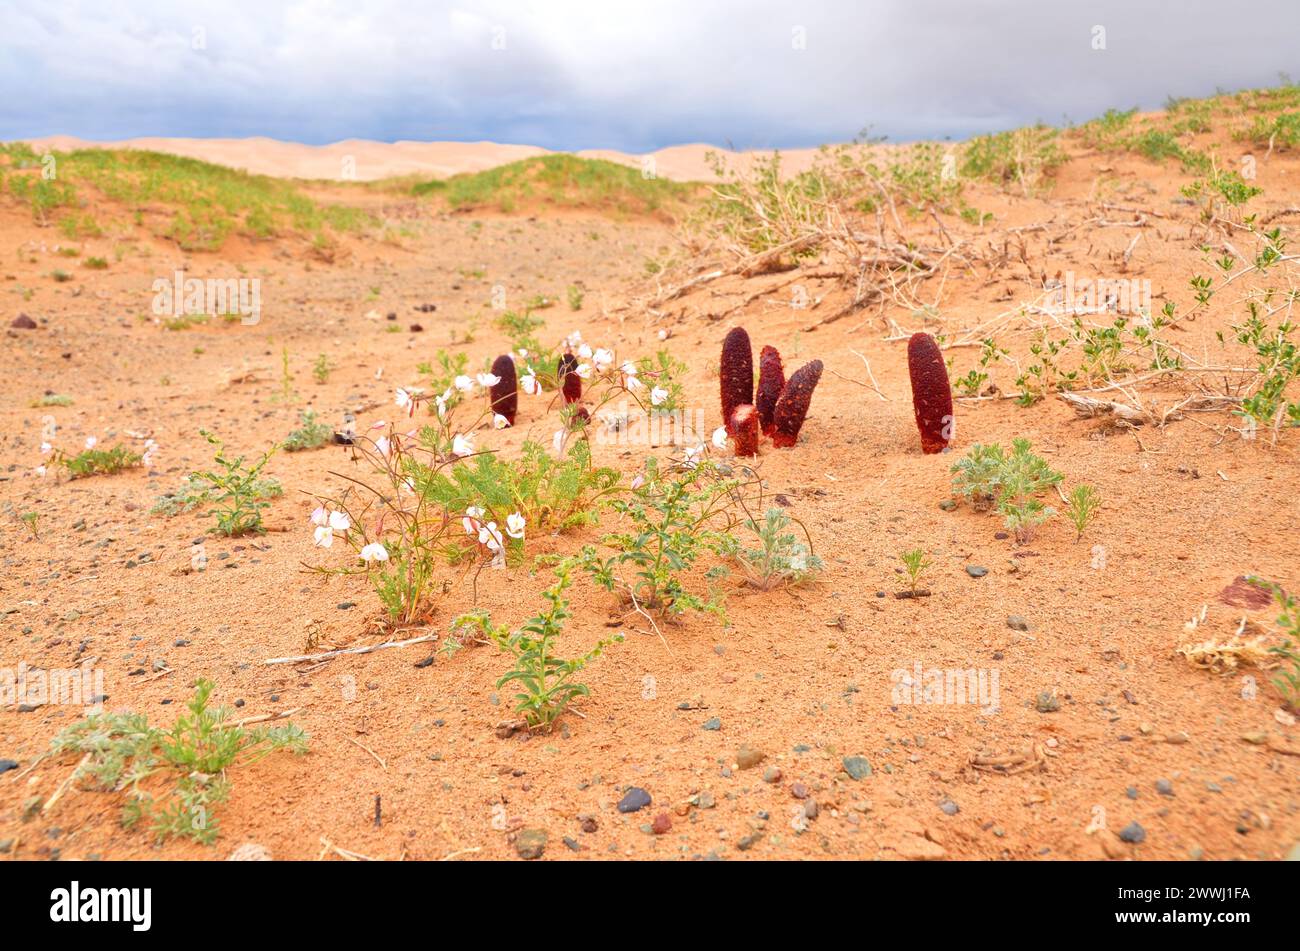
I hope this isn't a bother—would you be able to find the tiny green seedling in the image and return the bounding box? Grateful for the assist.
[1247,577,1300,711]
[189,431,280,536]
[1065,484,1101,540]
[55,443,143,479]
[51,679,307,844]
[283,410,333,452]
[899,548,933,598]
[451,559,621,729]
[272,346,296,403]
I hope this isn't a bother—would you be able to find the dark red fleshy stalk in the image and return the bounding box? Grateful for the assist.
[729,404,759,456]
[720,327,753,435]
[558,352,581,404]
[489,354,518,424]
[755,345,785,436]
[906,332,954,454]
[771,360,823,448]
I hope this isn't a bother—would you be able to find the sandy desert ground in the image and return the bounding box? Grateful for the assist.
[2,97,1299,862]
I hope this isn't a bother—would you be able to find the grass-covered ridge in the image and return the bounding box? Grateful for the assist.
[0,142,370,251]
[407,154,700,217]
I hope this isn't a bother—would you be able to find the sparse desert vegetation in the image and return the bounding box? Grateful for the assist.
[3,81,1300,867]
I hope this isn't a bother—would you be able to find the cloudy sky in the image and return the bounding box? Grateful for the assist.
[2,0,1296,150]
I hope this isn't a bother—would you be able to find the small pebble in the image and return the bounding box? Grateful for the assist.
[515,828,547,860]
[842,756,872,780]
[1119,821,1146,844]
[617,787,652,813]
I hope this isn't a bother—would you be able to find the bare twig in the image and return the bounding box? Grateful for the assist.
[264,634,436,665]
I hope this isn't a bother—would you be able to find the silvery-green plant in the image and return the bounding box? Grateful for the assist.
[732,507,822,590]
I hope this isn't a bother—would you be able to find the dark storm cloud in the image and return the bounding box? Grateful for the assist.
[1,0,1295,149]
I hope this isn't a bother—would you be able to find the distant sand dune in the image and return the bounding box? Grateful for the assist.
[21,135,830,184]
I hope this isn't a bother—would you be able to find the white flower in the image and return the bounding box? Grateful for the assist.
[35,465,46,477]
[683,443,705,467]
[577,343,593,359]
[630,473,645,490]
[520,372,539,395]
[452,433,475,457]
[434,393,448,418]
[311,508,349,546]
[575,362,592,380]
[375,435,392,457]
[142,439,158,466]
[650,386,669,406]
[506,512,526,539]
[552,430,565,453]
[516,348,529,358]
[789,553,807,572]
[712,426,728,449]
[566,330,583,347]
[40,442,52,454]
[84,436,97,450]
[359,542,389,563]
[493,413,511,430]
[395,387,413,411]
[453,375,475,393]
[477,372,500,388]
[478,521,504,551]
[625,374,643,391]
[462,506,484,535]
[657,329,668,340]
[593,348,614,370]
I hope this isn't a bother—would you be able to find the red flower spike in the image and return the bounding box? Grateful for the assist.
[730,404,759,456]
[558,352,581,404]
[906,332,954,454]
[489,354,518,424]
[755,345,785,436]
[720,327,754,435]
[771,360,823,448]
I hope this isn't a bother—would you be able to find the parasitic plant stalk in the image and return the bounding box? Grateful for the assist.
[907,332,953,454]
[730,404,759,456]
[755,345,785,436]
[720,327,754,435]
[771,360,823,448]
[558,352,581,404]
[489,354,518,424]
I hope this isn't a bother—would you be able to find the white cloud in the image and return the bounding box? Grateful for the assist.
[0,0,1295,148]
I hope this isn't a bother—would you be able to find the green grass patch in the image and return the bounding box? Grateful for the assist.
[1,142,372,251]
[408,154,698,217]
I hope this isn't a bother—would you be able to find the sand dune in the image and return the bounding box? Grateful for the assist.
[22,134,827,183]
